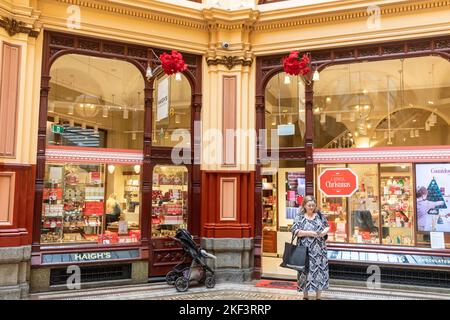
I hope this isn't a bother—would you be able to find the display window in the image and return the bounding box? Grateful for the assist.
[264,72,306,149]
[317,164,348,243]
[316,162,450,248]
[152,74,191,147]
[380,164,414,246]
[151,165,188,238]
[41,163,141,245]
[46,54,144,150]
[348,164,380,244]
[314,56,450,149]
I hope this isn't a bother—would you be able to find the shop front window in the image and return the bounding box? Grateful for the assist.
[314,56,450,149]
[152,74,191,147]
[265,72,306,149]
[317,164,348,243]
[151,165,188,238]
[46,54,144,150]
[41,163,141,244]
[348,164,380,244]
[380,164,414,246]
[415,163,450,248]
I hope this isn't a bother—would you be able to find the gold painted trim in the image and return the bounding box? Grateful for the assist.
[255,0,450,31]
[56,0,208,30]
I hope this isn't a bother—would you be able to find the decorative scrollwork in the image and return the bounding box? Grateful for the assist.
[206,56,253,70]
[0,17,39,38]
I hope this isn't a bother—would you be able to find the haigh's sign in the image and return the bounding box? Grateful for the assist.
[73,252,112,261]
[42,249,139,264]
[319,168,358,197]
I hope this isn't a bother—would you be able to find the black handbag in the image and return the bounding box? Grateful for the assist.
[280,234,309,272]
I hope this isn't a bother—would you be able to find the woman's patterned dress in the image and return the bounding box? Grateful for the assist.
[290,212,329,293]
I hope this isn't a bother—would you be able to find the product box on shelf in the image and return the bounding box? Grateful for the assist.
[98,231,118,244]
[84,201,104,215]
[43,188,63,201]
[43,204,64,217]
[162,215,184,224]
[85,187,105,201]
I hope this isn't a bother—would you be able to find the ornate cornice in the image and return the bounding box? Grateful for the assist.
[55,0,207,30]
[255,0,450,31]
[206,56,253,69]
[0,16,40,37]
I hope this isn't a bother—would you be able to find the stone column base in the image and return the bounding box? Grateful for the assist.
[201,238,254,283]
[0,246,31,300]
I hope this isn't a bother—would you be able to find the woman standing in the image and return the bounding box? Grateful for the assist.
[291,195,330,300]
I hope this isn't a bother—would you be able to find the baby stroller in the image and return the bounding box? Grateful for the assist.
[166,229,216,292]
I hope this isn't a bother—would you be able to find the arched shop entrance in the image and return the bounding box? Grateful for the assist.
[31,31,202,291]
[255,37,450,286]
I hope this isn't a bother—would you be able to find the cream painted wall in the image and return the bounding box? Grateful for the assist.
[0,28,42,165]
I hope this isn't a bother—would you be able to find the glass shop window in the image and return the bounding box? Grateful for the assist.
[380,164,414,246]
[348,164,380,244]
[314,56,450,149]
[46,54,144,150]
[152,74,191,147]
[264,72,306,149]
[317,164,348,243]
[41,163,141,245]
[151,165,188,238]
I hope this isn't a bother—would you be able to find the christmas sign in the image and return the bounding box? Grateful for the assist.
[319,168,358,197]
[416,164,450,232]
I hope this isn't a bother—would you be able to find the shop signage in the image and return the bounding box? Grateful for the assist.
[319,168,358,197]
[51,124,65,134]
[42,249,139,264]
[328,250,450,267]
[157,77,169,121]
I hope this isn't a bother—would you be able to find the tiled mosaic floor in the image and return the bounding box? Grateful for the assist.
[30,282,450,300]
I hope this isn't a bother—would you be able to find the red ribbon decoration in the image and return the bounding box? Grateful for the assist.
[159,50,187,75]
[282,51,311,76]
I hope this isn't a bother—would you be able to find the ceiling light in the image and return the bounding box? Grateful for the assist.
[320,113,326,124]
[132,133,137,140]
[313,70,320,81]
[284,75,291,85]
[107,164,115,174]
[134,165,141,174]
[123,108,129,119]
[102,106,108,118]
[175,114,181,124]
[355,105,360,110]
[354,132,359,137]
[68,105,74,115]
[367,123,372,129]
[175,72,182,81]
[326,97,332,103]
[410,129,414,138]
[336,113,342,122]
[428,100,434,105]
[146,65,153,80]
[314,107,320,114]
[363,89,368,95]
[415,129,419,137]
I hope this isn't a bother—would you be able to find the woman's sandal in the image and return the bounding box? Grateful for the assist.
[303,297,309,300]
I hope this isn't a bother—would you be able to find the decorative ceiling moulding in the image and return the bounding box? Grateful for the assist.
[202,8,259,31]
[0,16,40,37]
[254,0,450,31]
[206,56,253,70]
[55,0,207,31]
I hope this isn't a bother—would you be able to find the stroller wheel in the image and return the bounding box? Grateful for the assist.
[166,271,178,285]
[175,277,189,292]
[205,275,215,289]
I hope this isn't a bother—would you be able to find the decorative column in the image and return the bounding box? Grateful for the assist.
[0,14,41,299]
[200,8,258,282]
